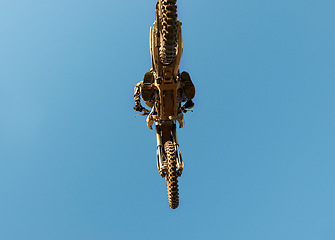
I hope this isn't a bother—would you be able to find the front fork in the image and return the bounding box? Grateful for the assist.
[155,125,165,177]
[156,123,184,177]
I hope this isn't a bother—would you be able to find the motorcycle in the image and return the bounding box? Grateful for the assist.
[136,0,192,209]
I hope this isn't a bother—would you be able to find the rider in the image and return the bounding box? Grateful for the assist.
[133,69,195,112]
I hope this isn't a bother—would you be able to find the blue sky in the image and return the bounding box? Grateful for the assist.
[1,0,335,239]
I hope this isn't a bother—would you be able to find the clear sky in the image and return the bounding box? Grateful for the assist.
[1,0,335,239]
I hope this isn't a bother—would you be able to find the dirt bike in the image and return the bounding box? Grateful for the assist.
[136,0,192,209]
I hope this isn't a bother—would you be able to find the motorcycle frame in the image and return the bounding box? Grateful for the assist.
[147,7,185,176]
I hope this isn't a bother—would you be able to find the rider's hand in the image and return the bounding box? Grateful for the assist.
[133,104,144,112]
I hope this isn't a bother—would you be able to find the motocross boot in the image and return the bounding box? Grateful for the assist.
[133,83,144,112]
[180,71,195,100]
[141,71,154,101]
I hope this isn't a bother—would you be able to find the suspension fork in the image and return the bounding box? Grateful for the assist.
[156,122,184,177]
[172,122,184,176]
[155,125,166,177]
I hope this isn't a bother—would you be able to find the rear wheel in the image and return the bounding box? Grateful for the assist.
[158,0,178,65]
[164,140,179,209]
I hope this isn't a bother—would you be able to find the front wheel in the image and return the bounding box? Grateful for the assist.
[164,140,179,209]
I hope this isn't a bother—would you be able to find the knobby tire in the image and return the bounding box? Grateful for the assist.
[164,140,179,209]
[158,0,178,65]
